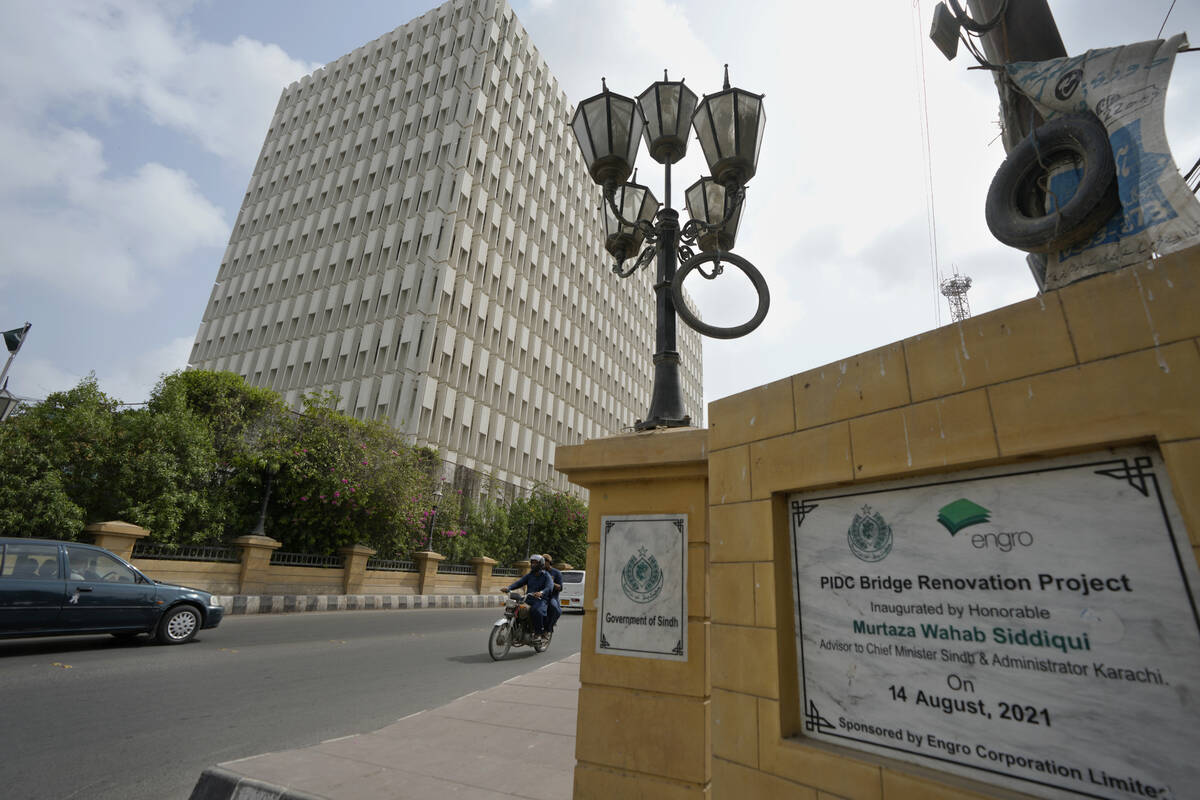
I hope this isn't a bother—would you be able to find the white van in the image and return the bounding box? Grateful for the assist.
[558,569,586,612]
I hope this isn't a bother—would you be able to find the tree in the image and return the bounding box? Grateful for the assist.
[147,370,290,542]
[0,423,84,538]
[269,392,441,555]
[0,369,591,562]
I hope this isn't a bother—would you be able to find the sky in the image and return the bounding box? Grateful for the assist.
[1,0,1197,417]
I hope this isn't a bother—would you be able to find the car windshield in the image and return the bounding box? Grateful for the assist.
[561,572,584,583]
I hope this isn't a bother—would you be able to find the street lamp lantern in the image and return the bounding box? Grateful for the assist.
[603,177,659,262]
[684,177,742,253]
[0,384,18,423]
[691,66,766,187]
[571,66,771,429]
[637,72,698,165]
[571,79,643,187]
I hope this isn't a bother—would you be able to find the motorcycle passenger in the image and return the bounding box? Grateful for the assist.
[542,554,562,634]
[502,554,554,642]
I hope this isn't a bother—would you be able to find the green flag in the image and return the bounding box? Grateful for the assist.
[3,324,29,354]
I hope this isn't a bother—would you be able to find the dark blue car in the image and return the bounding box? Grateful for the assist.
[0,538,223,644]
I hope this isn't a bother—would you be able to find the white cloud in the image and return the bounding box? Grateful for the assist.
[15,335,194,406]
[0,1,319,309]
[0,124,227,308]
[0,0,319,169]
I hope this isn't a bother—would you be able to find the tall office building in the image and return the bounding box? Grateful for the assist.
[189,0,703,494]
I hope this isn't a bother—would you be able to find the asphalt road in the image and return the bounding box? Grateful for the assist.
[0,606,582,800]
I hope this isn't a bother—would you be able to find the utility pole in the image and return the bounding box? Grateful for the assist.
[964,0,1067,152]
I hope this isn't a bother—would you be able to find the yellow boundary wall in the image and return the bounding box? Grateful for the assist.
[559,246,1199,799]
[705,247,1200,799]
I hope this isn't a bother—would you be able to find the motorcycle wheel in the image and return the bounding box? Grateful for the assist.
[488,622,513,661]
[533,630,552,653]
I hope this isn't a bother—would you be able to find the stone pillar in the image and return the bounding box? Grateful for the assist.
[470,556,497,595]
[84,521,150,561]
[413,550,445,595]
[558,562,574,570]
[232,535,282,594]
[512,558,532,576]
[555,428,710,799]
[339,543,376,594]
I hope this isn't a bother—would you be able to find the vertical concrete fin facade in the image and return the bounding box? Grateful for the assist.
[189,0,703,495]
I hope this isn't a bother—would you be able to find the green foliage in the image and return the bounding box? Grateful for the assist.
[0,422,84,538]
[1,371,590,566]
[269,391,441,555]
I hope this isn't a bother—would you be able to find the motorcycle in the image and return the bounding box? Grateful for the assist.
[488,590,552,660]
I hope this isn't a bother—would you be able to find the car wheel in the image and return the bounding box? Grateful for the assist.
[985,112,1120,254]
[156,605,201,645]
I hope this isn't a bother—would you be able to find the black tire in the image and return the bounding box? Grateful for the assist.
[985,112,1120,254]
[488,622,512,661]
[671,251,770,340]
[156,605,201,645]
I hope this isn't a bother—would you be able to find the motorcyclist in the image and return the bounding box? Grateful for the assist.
[542,554,562,634]
[501,554,554,642]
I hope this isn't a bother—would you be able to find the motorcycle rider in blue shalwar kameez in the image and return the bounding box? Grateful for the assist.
[503,554,555,642]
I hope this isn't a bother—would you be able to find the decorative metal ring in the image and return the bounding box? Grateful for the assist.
[671,251,770,340]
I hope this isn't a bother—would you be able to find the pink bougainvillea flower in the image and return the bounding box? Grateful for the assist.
[300,496,308,501]
[334,491,341,498]
[342,478,349,483]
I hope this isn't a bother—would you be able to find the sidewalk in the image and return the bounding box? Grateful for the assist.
[214,593,505,615]
[189,652,580,800]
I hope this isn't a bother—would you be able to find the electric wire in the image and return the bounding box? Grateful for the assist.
[912,0,943,327]
[949,0,1007,34]
[1157,0,1178,40]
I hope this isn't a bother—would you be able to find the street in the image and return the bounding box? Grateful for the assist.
[0,606,582,800]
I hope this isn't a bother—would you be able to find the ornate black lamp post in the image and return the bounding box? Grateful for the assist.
[571,67,770,430]
[250,464,279,537]
[426,485,444,552]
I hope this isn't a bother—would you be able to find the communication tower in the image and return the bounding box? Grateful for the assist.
[940,271,973,322]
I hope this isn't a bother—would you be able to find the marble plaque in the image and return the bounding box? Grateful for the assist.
[596,514,687,661]
[790,446,1200,800]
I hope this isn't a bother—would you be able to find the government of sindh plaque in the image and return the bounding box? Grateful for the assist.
[596,514,687,661]
[790,446,1200,800]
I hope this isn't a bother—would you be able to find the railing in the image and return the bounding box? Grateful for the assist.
[492,566,522,577]
[436,562,476,575]
[269,551,343,568]
[366,558,418,572]
[132,543,240,563]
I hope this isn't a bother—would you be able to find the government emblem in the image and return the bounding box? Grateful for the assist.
[621,546,664,603]
[847,505,893,562]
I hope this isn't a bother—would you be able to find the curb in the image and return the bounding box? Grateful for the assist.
[189,766,329,800]
[214,593,505,615]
